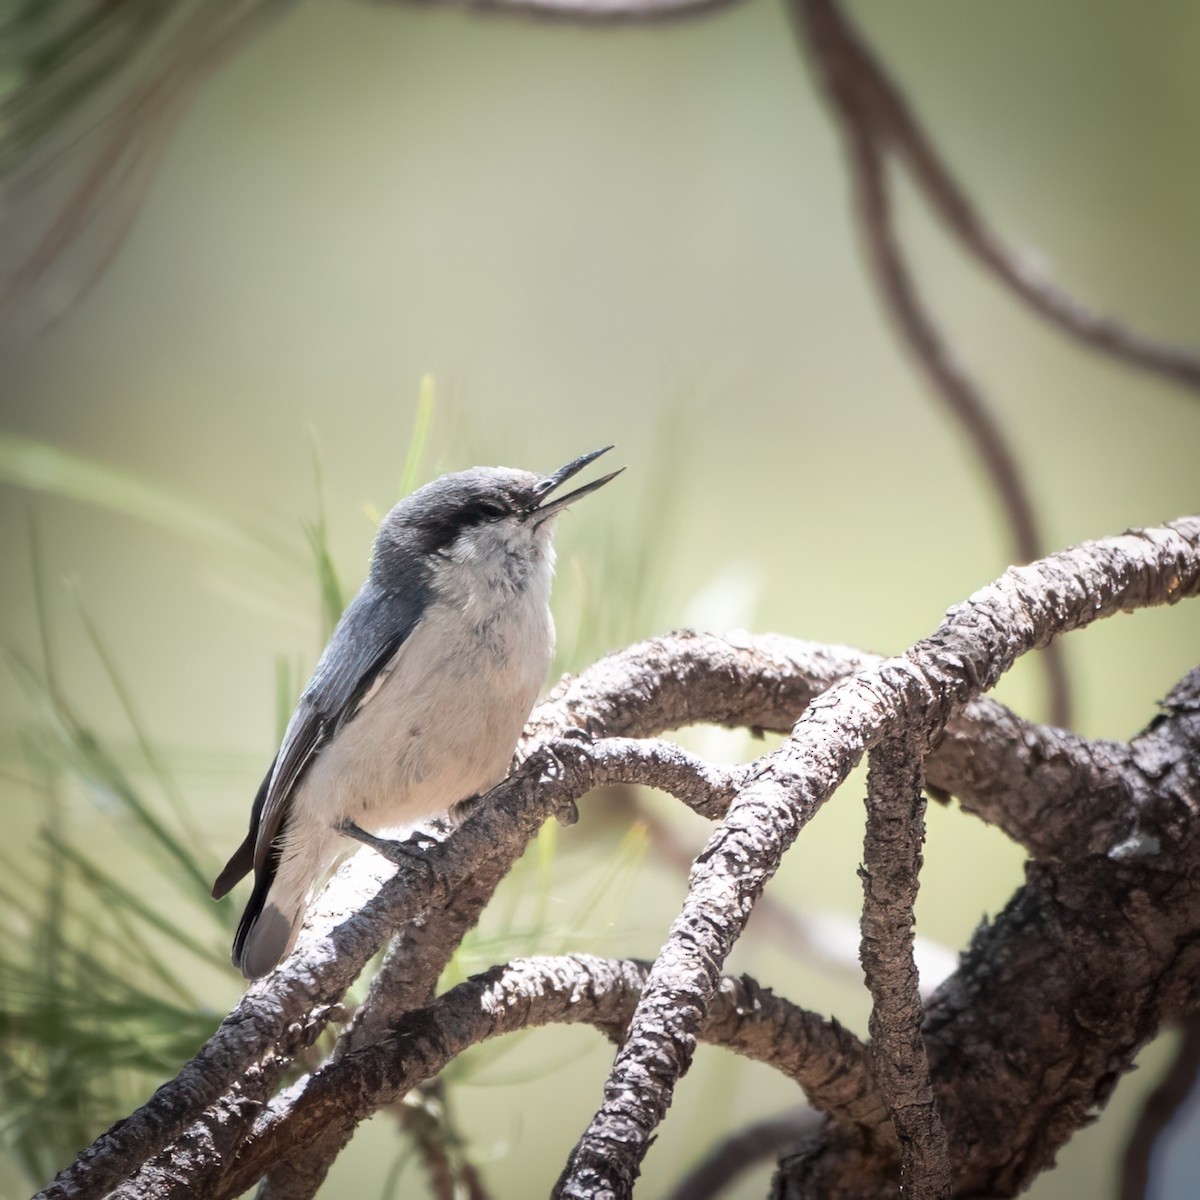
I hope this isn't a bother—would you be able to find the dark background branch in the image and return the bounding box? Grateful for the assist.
[1120,1017,1200,1200]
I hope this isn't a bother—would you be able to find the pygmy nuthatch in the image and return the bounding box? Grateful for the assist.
[213,447,621,978]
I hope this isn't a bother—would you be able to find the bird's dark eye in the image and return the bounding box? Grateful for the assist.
[478,501,508,520]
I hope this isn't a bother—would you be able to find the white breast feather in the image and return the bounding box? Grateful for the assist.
[271,531,556,910]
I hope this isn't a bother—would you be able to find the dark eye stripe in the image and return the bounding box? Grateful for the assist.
[415,498,513,554]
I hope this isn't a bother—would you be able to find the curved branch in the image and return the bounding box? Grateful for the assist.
[1119,1017,1200,1200]
[665,1108,821,1200]
[548,631,1140,861]
[527,631,875,742]
[585,736,751,817]
[401,0,748,21]
[554,519,1200,1199]
[795,0,1072,727]
[211,955,878,1199]
[46,591,1197,1199]
[799,0,1200,392]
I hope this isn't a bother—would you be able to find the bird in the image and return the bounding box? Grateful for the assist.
[212,447,621,978]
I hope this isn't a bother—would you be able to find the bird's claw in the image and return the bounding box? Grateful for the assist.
[538,727,594,779]
[543,728,592,825]
[557,726,594,746]
[335,819,440,867]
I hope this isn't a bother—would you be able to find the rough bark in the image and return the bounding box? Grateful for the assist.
[215,956,878,1200]
[37,520,1200,1200]
[553,521,1200,1200]
[775,668,1200,1197]
[860,735,949,1198]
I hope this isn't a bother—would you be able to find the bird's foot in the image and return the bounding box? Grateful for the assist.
[557,726,594,747]
[548,727,594,826]
[335,819,440,867]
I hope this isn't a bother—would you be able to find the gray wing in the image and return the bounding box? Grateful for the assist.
[213,574,428,896]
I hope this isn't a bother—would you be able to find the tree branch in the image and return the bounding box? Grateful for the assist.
[554,519,1200,1199]
[860,734,949,1198]
[210,955,877,1199]
[794,0,1072,729]
[777,662,1200,1197]
[1119,1016,1200,1200]
[400,0,748,21]
[42,531,1199,1199]
[665,1108,821,1200]
[799,0,1200,392]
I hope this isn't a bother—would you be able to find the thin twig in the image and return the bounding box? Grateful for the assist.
[795,0,1072,728]
[860,734,949,1198]
[805,0,1200,392]
[843,101,1043,568]
[665,1107,821,1200]
[1119,1017,1200,1200]
[397,1082,493,1200]
[401,0,747,21]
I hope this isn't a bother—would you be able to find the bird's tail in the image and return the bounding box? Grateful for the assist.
[232,861,307,979]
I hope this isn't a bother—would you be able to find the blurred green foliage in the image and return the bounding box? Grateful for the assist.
[2,3,1199,1196]
[1,607,235,1183]
[0,391,658,1192]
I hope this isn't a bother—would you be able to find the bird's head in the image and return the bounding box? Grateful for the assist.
[374,447,622,583]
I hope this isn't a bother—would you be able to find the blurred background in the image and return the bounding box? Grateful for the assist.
[2,0,1199,1196]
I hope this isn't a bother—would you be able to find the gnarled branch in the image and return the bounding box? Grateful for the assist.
[41,520,1200,1199]
[554,519,1200,1199]
[211,955,876,1199]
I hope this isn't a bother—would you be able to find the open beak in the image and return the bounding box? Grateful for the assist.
[528,446,623,521]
